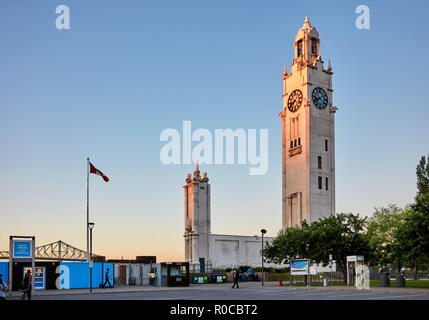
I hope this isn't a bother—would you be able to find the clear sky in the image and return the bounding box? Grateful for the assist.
[1,0,428,261]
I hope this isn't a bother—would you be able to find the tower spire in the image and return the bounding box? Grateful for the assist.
[193,161,201,181]
[303,16,311,28]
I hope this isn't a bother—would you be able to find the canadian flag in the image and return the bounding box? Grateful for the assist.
[89,162,109,182]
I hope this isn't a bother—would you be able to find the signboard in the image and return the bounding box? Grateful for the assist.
[291,260,309,275]
[12,240,33,259]
[9,236,36,295]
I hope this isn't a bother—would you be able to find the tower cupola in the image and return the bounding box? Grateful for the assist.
[294,16,321,67]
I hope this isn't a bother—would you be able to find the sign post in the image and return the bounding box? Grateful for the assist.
[8,236,36,297]
[290,259,311,287]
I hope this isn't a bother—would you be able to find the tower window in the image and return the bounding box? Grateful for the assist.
[297,40,303,57]
[290,141,293,149]
[298,138,301,146]
[325,177,329,190]
[294,139,297,147]
[318,176,322,190]
[318,156,322,169]
[311,38,317,55]
[325,140,328,151]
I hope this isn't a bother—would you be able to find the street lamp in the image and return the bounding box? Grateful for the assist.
[261,229,267,286]
[88,222,95,293]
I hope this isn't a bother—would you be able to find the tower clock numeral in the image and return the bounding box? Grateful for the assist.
[288,89,303,112]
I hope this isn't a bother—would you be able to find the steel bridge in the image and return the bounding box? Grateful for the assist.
[0,240,102,261]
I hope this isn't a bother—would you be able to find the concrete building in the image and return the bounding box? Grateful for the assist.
[183,163,280,271]
[183,17,337,270]
[279,16,337,229]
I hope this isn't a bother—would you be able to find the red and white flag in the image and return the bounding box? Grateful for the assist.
[89,162,109,182]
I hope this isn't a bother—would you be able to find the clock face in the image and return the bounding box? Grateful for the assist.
[287,89,303,112]
[312,87,328,109]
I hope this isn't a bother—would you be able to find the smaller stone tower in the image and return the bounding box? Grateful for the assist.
[183,162,211,271]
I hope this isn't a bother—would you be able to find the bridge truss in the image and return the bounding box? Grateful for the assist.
[0,240,102,261]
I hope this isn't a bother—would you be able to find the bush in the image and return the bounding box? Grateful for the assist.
[240,266,250,272]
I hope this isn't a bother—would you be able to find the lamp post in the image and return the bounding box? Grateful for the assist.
[88,222,95,293]
[261,229,267,286]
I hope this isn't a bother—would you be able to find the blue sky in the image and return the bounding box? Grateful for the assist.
[1,0,428,260]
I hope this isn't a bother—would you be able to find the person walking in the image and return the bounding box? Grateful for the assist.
[0,274,10,300]
[103,268,113,288]
[232,269,239,289]
[22,269,32,300]
[149,270,156,286]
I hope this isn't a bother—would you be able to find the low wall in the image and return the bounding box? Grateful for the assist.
[209,234,287,269]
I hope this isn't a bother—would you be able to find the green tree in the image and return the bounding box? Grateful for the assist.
[393,207,429,279]
[308,213,372,282]
[263,221,312,264]
[416,154,429,198]
[263,213,371,283]
[366,204,404,268]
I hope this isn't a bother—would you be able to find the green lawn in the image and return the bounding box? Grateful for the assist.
[268,273,290,281]
[268,274,429,289]
[289,281,346,287]
[370,280,429,289]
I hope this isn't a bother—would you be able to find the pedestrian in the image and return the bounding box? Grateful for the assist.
[149,270,156,286]
[232,269,239,289]
[22,269,32,300]
[103,268,113,288]
[247,268,254,281]
[0,274,10,300]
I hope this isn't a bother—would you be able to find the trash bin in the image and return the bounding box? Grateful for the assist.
[210,274,227,283]
[278,279,283,287]
[192,276,208,284]
[395,274,406,287]
[380,272,390,287]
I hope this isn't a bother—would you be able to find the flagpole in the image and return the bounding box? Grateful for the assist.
[87,157,90,262]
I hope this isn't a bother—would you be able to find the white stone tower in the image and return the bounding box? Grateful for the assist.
[183,162,211,271]
[279,17,337,229]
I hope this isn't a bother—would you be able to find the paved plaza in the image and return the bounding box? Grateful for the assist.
[8,282,429,300]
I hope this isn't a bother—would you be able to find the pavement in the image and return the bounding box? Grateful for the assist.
[7,281,429,300]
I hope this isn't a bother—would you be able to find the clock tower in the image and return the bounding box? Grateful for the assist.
[279,17,337,229]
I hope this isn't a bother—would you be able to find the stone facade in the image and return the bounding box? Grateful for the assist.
[183,163,283,270]
[280,17,337,229]
[183,17,337,269]
[183,162,211,267]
